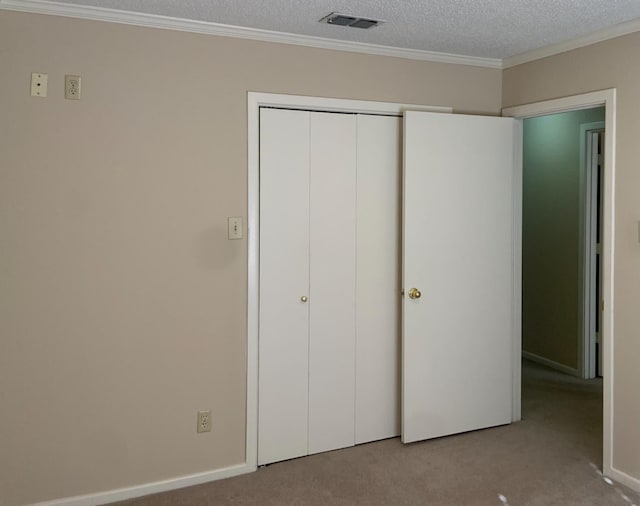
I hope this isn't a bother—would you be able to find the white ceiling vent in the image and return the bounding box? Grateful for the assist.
[319,13,384,29]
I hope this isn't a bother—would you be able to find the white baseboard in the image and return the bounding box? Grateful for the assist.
[522,350,579,377]
[609,466,640,493]
[34,462,256,506]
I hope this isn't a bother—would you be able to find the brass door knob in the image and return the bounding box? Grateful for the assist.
[408,288,422,300]
[300,296,308,303]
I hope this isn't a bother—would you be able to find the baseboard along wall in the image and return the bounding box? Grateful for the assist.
[522,350,579,377]
[609,466,640,493]
[33,463,255,506]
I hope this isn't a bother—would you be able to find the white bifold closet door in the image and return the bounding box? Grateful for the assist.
[307,112,357,455]
[258,109,311,465]
[258,108,401,465]
[355,115,402,444]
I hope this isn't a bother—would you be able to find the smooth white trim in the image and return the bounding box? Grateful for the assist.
[502,90,613,119]
[247,92,452,468]
[503,88,616,478]
[579,121,605,380]
[609,466,640,493]
[503,18,640,68]
[33,463,254,506]
[522,350,580,377]
[247,93,452,117]
[246,91,259,469]
[511,119,523,423]
[0,0,501,68]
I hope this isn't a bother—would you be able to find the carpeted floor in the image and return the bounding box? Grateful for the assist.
[115,360,639,505]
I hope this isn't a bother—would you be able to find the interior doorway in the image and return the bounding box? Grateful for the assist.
[503,89,616,477]
[520,107,605,379]
[518,106,606,466]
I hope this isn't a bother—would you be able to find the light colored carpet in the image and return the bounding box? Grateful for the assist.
[114,360,639,505]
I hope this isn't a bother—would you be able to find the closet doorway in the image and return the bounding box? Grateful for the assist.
[248,93,521,467]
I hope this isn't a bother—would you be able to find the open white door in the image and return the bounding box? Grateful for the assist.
[402,111,519,444]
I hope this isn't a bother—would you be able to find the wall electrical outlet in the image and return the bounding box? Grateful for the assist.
[197,410,212,433]
[30,73,48,97]
[65,75,81,100]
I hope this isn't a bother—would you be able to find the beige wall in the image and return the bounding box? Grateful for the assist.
[504,32,640,480]
[0,11,501,505]
[522,108,605,369]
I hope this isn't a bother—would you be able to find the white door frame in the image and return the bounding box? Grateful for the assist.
[502,88,616,478]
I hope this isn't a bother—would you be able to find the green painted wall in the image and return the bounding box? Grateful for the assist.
[522,107,605,370]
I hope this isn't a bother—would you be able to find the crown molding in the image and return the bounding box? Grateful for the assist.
[0,0,503,68]
[503,17,640,68]
[4,0,639,70]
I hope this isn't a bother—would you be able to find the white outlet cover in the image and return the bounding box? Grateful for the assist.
[65,75,81,100]
[197,410,212,433]
[30,72,48,97]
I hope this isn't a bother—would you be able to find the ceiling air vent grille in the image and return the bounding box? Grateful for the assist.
[319,12,383,29]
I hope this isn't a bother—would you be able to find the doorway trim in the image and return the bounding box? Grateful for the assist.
[246,92,451,468]
[502,88,616,479]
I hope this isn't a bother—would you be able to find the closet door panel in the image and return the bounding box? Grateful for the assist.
[258,108,310,465]
[308,112,357,455]
[402,111,515,443]
[355,115,402,444]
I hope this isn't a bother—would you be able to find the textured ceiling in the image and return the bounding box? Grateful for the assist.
[37,0,640,59]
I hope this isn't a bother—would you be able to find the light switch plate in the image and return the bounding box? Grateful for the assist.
[30,72,48,97]
[228,217,243,240]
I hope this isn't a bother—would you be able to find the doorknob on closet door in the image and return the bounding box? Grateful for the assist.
[408,288,421,300]
[300,296,308,303]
